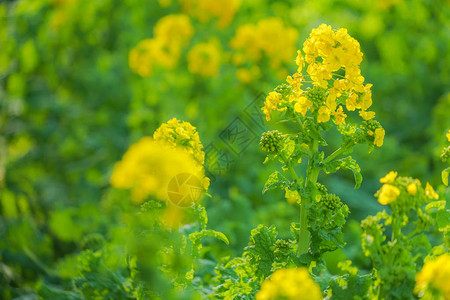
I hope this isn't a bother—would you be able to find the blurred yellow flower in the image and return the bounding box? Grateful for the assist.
[424,182,439,200]
[378,184,400,205]
[179,0,240,28]
[129,15,193,77]
[415,254,450,299]
[110,137,205,204]
[407,183,417,195]
[446,129,450,142]
[256,268,322,300]
[153,14,194,48]
[231,18,298,81]
[380,171,397,184]
[187,40,221,77]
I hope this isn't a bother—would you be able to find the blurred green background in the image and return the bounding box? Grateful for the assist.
[0,0,449,297]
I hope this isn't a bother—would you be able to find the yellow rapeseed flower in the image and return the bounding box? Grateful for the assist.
[262,92,284,121]
[374,128,385,147]
[317,106,331,123]
[380,171,397,184]
[447,129,450,142]
[332,105,347,125]
[153,14,194,48]
[110,137,205,204]
[415,254,450,299]
[231,18,298,81]
[293,96,313,117]
[129,15,194,77]
[256,268,322,300]
[179,0,241,29]
[407,183,418,195]
[187,40,221,77]
[378,184,400,205]
[153,118,206,166]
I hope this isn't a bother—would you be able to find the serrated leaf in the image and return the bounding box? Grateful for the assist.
[322,156,362,189]
[263,171,287,194]
[281,138,296,159]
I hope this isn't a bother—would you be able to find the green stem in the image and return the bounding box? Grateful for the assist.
[322,141,353,165]
[298,139,320,257]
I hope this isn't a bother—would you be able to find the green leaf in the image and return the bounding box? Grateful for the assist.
[281,138,296,159]
[323,156,362,189]
[263,171,287,194]
[442,167,449,186]
[189,229,229,245]
[245,225,278,278]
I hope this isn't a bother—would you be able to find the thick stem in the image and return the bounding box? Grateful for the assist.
[297,140,320,257]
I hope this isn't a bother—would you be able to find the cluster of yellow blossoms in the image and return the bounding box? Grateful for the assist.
[178,0,241,29]
[187,40,221,78]
[415,254,450,299]
[111,119,208,204]
[263,24,377,128]
[129,14,194,77]
[377,171,438,205]
[256,268,322,300]
[230,18,298,83]
[153,118,206,165]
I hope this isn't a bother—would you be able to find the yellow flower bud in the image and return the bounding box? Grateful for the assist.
[407,183,417,195]
[378,184,400,205]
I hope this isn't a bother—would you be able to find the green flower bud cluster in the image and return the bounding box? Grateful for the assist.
[316,182,328,194]
[363,120,382,132]
[441,146,450,162]
[306,86,326,108]
[260,130,283,154]
[274,83,291,98]
[321,193,343,211]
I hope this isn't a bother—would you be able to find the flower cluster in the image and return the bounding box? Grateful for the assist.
[230,18,298,83]
[111,119,209,204]
[129,14,194,77]
[256,268,322,300]
[376,171,438,206]
[153,118,206,165]
[110,137,204,204]
[178,0,241,28]
[187,40,221,77]
[415,254,450,299]
[263,24,380,134]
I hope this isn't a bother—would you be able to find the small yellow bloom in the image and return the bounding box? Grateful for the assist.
[407,183,417,195]
[256,268,322,300]
[317,106,331,123]
[262,92,283,121]
[359,110,375,120]
[378,184,400,205]
[294,96,313,117]
[332,105,347,125]
[425,182,439,200]
[380,171,397,184]
[447,129,450,142]
[374,128,385,147]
